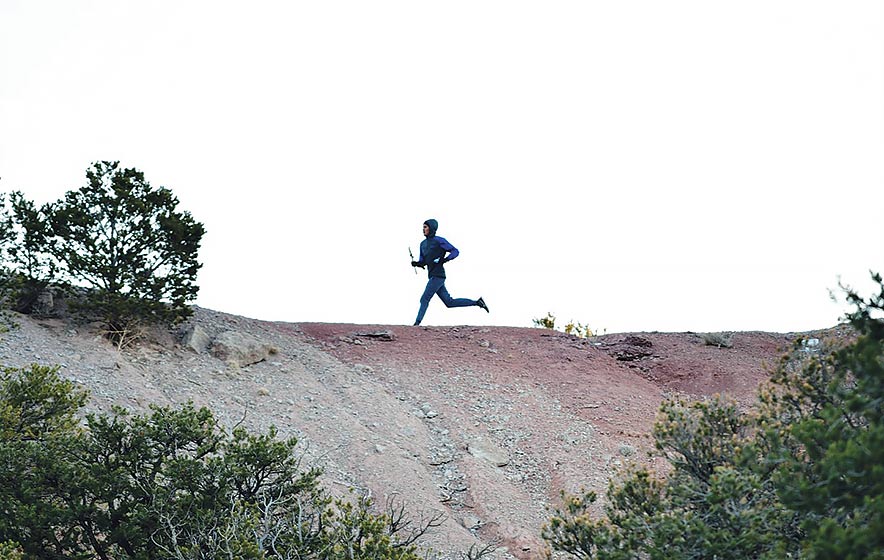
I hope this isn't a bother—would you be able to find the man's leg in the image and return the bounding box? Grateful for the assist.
[436,283,478,308]
[414,277,445,325]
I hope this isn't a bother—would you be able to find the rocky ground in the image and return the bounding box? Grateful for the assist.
[0,307,827,559]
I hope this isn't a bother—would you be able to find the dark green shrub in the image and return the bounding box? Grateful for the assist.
[545,272,884,560]
[544,396,799,559]
[763,273,884,559]
[0,364,433,559]
[49,161,205,340]
[0,192,58,314]
[0,364,88,555]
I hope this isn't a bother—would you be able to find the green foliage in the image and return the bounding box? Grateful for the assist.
[533,312,598,337]
[763,273,884,559]
[58,403,327,558]
[1,163,205,343]
[0,541,23,560]
[0,192,58,314]
[544,397,799,559]
[564,320,594,338]
[544,271,884,559]
[0,193,11,278]
[49,161,205,338]
[0,363,87,440]
[533,312,557,330]
[0,364,88,556]
[0,364,432,559]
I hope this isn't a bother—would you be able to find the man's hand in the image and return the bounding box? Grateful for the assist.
[411,261,425,268]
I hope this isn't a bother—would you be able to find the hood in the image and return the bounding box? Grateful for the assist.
[424,219,438,237]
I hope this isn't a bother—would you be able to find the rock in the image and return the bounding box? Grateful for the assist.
[355,330,396,341]
[460,515,481,530]
[32,288,59,316]
[802,338,821,353]
[420,402,439,418]
[182,324,212,354]
[604,335,655,361]
[429,453,454,466]
[210,330,277,368]
[467,436,509,467]
[623,335,653,347]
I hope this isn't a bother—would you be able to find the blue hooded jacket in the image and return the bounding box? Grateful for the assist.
[418,218,459,279]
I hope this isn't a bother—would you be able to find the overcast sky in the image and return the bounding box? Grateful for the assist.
[1,1,882,333]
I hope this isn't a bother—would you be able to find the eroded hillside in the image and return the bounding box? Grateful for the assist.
[0,307,801,559]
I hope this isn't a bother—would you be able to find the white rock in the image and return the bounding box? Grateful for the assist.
[182,324,212,354]
[467,436,509,467]
[210,330,276,368]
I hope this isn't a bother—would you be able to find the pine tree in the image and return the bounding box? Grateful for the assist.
[49,161,205,340]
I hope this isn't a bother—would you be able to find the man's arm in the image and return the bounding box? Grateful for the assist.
[436,237,459,262]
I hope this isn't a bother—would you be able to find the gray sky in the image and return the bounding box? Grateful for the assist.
[1,1,882,333]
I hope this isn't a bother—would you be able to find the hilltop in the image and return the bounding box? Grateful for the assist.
[0,307,822,559]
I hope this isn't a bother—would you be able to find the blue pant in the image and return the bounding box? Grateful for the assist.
[414,277,477,325]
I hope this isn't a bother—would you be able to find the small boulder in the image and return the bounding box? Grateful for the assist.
[182,324,212,354]
[211,330,277,368]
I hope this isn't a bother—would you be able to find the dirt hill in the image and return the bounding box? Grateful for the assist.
[0,307,811,559]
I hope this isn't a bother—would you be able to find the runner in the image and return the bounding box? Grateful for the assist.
[411,218,489,326]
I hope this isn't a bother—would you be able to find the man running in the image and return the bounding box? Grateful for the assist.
[411,218,489,326]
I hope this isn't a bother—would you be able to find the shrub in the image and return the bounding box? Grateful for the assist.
[564,320,594,338]
[545,271,884,559]
[0,364,435,559]
[533,312,557,330]
[764,273,884,559]
[0,364,88,553]
[49,161,205,341]
[0,192,58,314]
[544,396,799,559]
[702,331,734,348]
[0,195,11,310]
[534,312,599,337]
[0,193,10,259]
